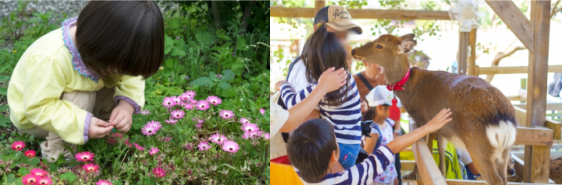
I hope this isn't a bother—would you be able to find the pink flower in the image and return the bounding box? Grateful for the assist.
[165,117,177,125]
[206,96,222,106]
[171,110,185,119]
[184,103,194,110]
[162,97,176,108]
[11,141,25,151]
[134,143,145,151]
[159,136,172,142]
[195,100,210,110]
[171,96,181,105]
[22,174,39,185]
[219,110,234,119]
[196,122,202,128]
[239,118,251,124]
[75,151,95,162]
[106,133,124,144]
[190,99,198,104]
[198,141,210,151]
[183,91,196,100]
[241,123,259,133]
[142,125,158,137]
[140,110,150,115]
[149,147,159,155]
[37,177,53,185]
[147,120,162,130]
[260,108,265,115]
[178,93,190,101]
[209,133,227,145]
[152,167,166,177]
[83,163,99,173]
[24,150,36,158]
[96,179,113,185]
[264,133,270,140]
[222,140,240,153]
[183,143,193,150]
[243,131,263,139]
[124,139,133,147]
[30,168,48,178]
[216,74,222,79]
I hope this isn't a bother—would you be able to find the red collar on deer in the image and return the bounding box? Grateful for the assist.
[386,68,411,91]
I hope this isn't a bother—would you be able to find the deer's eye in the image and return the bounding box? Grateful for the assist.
[376,44,383,49]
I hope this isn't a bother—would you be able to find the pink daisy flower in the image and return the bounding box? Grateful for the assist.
[171,110,185,119]
[241,123,259,133]
[75,151,95,162]
[149,147,159,155]
[178,93,190,101]
[134,143,145,151]
[190,99,198,104]
[124,139,133,147]
[209,133,227,145]
[22,174,39,185]
[11,141,25,151]
[195,100,210,110]
[171,96,181,105]
[24,150,36,158]
[239,118,251,124]
[159,136,172,142]
[222,140,240,153]
[106,132,124,144]
[165,117,177,124]
[152,167,166,177]
[264,133,270,140]
[147,120,162,130]
[184,103,194,110]
[141,125,158,137]
[162,97,176,108]
[83,163,99,173]
[30,168,48,178]
[196,122,202,128]
[37,177,53,185]
[96,179,113,185]
[260,108,265,115]
[206,96,222,106]
[219,110,234,119]
[184,91,196,100]
[243,131,263,139]
[198,141,210,151]
[140,110,150,115]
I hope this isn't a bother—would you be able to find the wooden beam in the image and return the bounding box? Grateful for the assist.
[484,1,535,54]
[546,120,562,140]
[468,29,477,76]
[401,160,415,171]
[445,179,549,185]
[514,106,527,126]
[513,102,562,111]
[270,6,451,20]
[478,65,562,75]
[514,126,554,146]
[411,138,446,185]
[458,32,469,75]
[315,0,325,15]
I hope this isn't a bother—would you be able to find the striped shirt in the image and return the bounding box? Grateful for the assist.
[296,146,395,185]
[280,74,362,145]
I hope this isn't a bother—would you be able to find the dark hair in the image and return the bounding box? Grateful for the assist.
[76,1,164,79]
[362,105,389,121]
[301,25,350,106]
[287,119,338,183]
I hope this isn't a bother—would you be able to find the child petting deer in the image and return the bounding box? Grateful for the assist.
[352,34,517,185]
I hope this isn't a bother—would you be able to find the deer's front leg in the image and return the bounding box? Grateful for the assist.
[437,134,447,177]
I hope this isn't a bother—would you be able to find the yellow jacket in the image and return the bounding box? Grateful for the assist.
[7,26,144,145]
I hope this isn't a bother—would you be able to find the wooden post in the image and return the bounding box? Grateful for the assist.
[458,32,469,75]
[524,0,551,182]
[315,0,325,14]
[468,29,477,76]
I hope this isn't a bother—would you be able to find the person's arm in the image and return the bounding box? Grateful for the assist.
[112,75,145,114]
[386,108,452,154]
[363,133,380,154]
[467,163,480,175]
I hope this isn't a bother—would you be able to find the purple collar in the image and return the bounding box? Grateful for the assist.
[62,17,101,82]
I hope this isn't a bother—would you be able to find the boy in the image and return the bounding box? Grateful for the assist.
[287,109,452,184]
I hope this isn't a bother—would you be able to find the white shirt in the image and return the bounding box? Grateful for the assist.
[287,60,313,92]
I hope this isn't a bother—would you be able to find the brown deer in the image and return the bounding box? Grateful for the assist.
[352,34,517,185]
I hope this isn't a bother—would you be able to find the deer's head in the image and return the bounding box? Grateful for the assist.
[351,34,417,70]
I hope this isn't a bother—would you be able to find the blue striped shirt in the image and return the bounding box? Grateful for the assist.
[280,74,362,145]
[296,146,395,185]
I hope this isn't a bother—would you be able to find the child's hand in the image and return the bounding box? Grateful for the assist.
[317,67,346,93]
[109,100,135,133]
[89,117,113,139]
[275,80,288,91]
[425,108,452,132]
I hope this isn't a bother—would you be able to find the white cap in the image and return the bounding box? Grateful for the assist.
[365,85,402,107]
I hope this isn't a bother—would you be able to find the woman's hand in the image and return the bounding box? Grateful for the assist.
[89,117,113,139]
[317,67,346,93]
[425,108,452,132]
[109,100,135,133]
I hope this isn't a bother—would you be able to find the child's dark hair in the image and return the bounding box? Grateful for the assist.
[362,105,390,121]
[287,119,338,183]
[301,25,350,106]
[76,1,164,79]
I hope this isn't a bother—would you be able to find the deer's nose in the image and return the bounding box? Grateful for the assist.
[351,49,356,55]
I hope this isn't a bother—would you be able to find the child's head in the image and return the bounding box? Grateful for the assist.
[362,85,401,121]
[287,119,339,183]
[76,1,164,79]
[301,24,351,106]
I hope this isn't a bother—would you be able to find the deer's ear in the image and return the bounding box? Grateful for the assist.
[401,34,415,41]
[399,39,417,54]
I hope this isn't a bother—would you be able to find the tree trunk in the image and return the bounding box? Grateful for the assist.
[239,1,254,36]
[211,1,221,29]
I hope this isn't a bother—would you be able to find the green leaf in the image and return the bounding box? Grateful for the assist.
[165,58,174,69]
[0,76,9,82]
[164,47,172,55]
[189,77,212,86]
[18,168,29,176]
[209,71,218,81]
[0,87,7,96]
[170,48,187,57]
[218,81,231,90]
[59,172,77,182]
[164,35,173,47]
[237,37,249,51]
[30,157,40,165]
[221,69,235,81]
[169,19,181,29]
[0,105,8,112]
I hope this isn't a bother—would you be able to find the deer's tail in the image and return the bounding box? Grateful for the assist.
[475,120,516,185]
